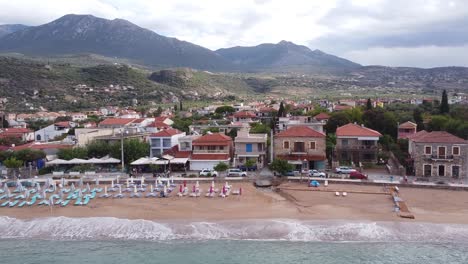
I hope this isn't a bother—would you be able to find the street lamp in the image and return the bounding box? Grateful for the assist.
[121,129,129,173]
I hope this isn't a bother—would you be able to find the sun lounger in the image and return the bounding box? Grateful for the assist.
[130,193,141,198]
[74,198,82,206]
[54,200,63,205]
[9,201,19,207]
[27,197,37,206]
[0,194,7,200]
[61,200,70,207]
[17,201,27,207]
[99,193,111,198]
[82,196,91,206]
[0,201,10,207]
[114,193,125,198]
[91,188,103,193]
[38,200,50,206]
[14,194,25,200]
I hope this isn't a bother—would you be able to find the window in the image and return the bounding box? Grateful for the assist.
[219,146,224,150]
[151,139,161,147]
[424,146,432,155]
[309,141,316,150]
[208,146,216,151]
[293,142,305,152]
[342,139,348,146]
[162,138,171,148]
[453,146,460,156]
[283,141,289,149]
[258,143,263,152]
[438,146,446,158]
[246,144,253,153]
[36,135,41,141]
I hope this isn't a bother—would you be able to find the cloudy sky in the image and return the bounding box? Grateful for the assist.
[0,0,467,67]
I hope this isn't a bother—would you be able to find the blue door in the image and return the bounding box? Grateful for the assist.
[246,144,252,152]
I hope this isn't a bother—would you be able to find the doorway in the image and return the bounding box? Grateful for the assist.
[438,165,445,177]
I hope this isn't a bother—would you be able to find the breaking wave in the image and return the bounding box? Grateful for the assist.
[1,216,468,242]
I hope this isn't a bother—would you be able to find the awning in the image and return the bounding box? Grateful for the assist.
[130,157,159,165]
[170,158,189,164]
[154,160,169,165]
[287,160,303,165]
[237,154,260,157]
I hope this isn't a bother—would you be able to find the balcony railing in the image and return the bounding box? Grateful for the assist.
[193,149,228,154]
[430,154,454,161]
[337,145,378,150]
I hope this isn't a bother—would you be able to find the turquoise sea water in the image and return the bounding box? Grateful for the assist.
[1,217,468,263]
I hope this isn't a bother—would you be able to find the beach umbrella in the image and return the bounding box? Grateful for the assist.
[49,195,54,206]
[95,178,99,186]
[209,186,213,194]
[86,183,91,192]
[78,189,83,198]
[192,185,196,193]
[36,183,41,193]
[130,177,134,184]
[118,185,122,194]
[61,178,65,188]
[211,181,215,188]
[116,175,120,184]
[166,180,170,187]
[133,185,137,193]
[196,181,200,189]
[141,176,145,185]
[16,179,21,188]
[42,189,47,200]
[163,185,167,195]
[183,180,186,187]
[222,185,226,195]
[170,176,174,184]
[79,177,83,187]
[150,185,154,193]
[70,183,75,192]
[111,180,114,188]
[104,186,108,195]
[59,190,64,201]
[179,185,183,193]
[126,179,130,188]
[157,177,161,186]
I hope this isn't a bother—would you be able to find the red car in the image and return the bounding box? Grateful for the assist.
[349,171,368,180]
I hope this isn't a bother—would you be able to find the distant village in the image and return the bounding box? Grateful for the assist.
[0,93,466,180]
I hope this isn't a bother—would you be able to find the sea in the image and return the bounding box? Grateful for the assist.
[1,216,468,264]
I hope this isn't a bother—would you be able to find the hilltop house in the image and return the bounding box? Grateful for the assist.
[273,126,327,171]
[234,126,268,170]
[408,131,467,178]
[397,121,417,139]
[232,111,257,123]
[34,121,77,142]
[0,128,34,142]
[335,123,382,165]
[277,116,324,133]
[189,133,233,171]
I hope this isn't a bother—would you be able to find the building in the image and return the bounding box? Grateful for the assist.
[273,126,327,171]
[277,116,325,133]
[189,133,233,171]
[408,131,467,178]
[34,121,76,142]
[335,123,382,165]
[234,126,268,169]
[397,121,418,139]
[0,128,34,142]
[232,111,257,123]
[149,129,186,157]
[98,118,136,129]
[69,113,88,122]
[314,112,330,123]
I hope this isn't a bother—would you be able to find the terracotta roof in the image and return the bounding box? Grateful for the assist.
[0,128,33,134]
[275,126,326,138]
[131,118,146,123]
[162,145,192,158]
[314,112,330,120]
[193,133,232,146]
[233,111,256,118]
[147,121,170,128]
[99,118,135,126]
[398,121,417,129]
[334,105,353,111]
[54,121,73,128]
[190,154,230,160]
[410,131,466,144]
[258,107,276,112]
[12,143,73,151]
[336,123,382,137]
[154,116,169,122]
[151,128,183,137]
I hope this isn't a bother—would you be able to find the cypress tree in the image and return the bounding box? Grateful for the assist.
[366,98,372,110]
[440,90,449,114]
[278,102,285,117]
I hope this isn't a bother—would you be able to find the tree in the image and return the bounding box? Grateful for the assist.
[215,105,235,115]
[325,112,351,133]
[57,147,88,160]
[3,157,23,178]
[227,128,238,139]
[270,159,293,176]
[179,101,183,111]
[110,139,149,165]
[214,162,229,175]
[86,141,111,158]
[326,133,336,165]
[440,89,449,114]
[2,118,8,129]
[250,123,270,134]
[55,116,72,123]
[13,149,46,163]
[278,102,286,117]
[366,98,373,110]
[245,159,256,169]
[413,108,424,131]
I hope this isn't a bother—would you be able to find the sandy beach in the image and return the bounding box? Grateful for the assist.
[2,181,468,224]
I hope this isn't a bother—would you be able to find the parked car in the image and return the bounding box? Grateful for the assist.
[199,169,218,177]
[309,170,326,177]
[285,170,300,176]
[238,165,258,171]
[349,171,368,180]
[335,166,357,174]
[227,168,247,177]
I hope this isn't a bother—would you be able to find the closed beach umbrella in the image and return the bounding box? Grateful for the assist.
[223,185,226,194]
[126,179,129,188]
[70,183,75,192]
[196,181,200,189]
[179,185,183,193]
[150,185,154,193]
[116,175,120,184]
[104,186,108,195]
[166,180,170,187]
[118,185,122,194]
[95,178,99,186]
[61,178,65,187]
[210,186,213,194]
[111,180,114,188]
[192,185,196,193]
[141,176,145,185]
[183,180,186,187]
[79,177,83,187]
[86,183,91,192]
[170,176,174,184]
[130,177,134,184]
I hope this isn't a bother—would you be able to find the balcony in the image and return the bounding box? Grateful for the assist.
[193,149,228,154]
[337,145,378,151]
[430,155,454,161]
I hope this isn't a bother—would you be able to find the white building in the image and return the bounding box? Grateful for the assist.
[34,121,77,142]
[149,129,186,157]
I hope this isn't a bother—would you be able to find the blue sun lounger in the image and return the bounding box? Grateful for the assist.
[61,200,71,207]
[9,200,19,207]
[0,201,9,207]
[0,194,7,200]
[74,197,82,206]
[17,201,27,207]
[27,197,37,206]
[82,196,91,206]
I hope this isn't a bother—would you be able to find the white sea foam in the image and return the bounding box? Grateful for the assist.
[1,216,468,242]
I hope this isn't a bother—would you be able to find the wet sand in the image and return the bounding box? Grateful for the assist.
[2,181,468,224]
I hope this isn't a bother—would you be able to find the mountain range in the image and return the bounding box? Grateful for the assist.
[0,14,359,72]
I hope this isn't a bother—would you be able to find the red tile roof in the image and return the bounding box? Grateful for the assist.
[12,142,73,151]
[0,128,33,134]
[275,126,326,138]
[334,105,352,111]
[336,123,382,137]
[233,111,256,118]
[162,145,192,158]
[54,121,73,128]
[99,118,135,126]
[314,112,330,121]
[398,121,417,129]
[131,118,146,123]
[193,133,232,146]
[151,128,183,137]
[410,131,466,144]
[258,107,276,113]
[147,121,170,128]
[190,154,230,160]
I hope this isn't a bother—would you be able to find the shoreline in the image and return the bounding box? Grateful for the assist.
[1,182,468,225]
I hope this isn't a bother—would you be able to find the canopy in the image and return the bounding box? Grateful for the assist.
[130,157,159,166]
[47,159,67,165]
[170,158,189,164]
[46,157,121,166]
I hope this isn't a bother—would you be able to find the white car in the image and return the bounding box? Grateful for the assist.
[199,169,218,177]
[309,169,326,177]
[227,168,247,177]
[335,166,357,174]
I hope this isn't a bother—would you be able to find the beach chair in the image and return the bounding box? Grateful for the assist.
[82,196,91,206]
[61,200,71,207]
[0,194,7,200]
[74,197,82,206]
[0,200,10,207]
[17,201,27,208]
[54,200,63,205]
[9,200,19,207]
[113,193,125,199]
[27,197,37,206]
[38,200,50,206]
